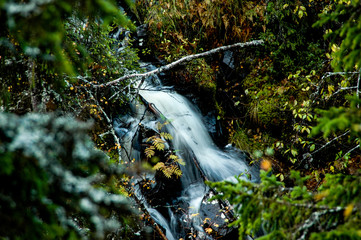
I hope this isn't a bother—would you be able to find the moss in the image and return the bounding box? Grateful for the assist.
[229,126,276,154]
[190,58,216,96]
[256,98,282,126]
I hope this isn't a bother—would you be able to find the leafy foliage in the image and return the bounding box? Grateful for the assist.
[153,162,182,179]
[208,169,361,240]
[312,95,361,139]
[144,121,184,179]
[314,0,361,71]
[0,0,135,75]
[0,112,133,239]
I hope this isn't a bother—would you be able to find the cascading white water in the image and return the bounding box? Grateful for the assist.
[139,88,252,182]
[114,70,258,239]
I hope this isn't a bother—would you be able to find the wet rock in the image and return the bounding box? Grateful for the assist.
[199,190,238,239]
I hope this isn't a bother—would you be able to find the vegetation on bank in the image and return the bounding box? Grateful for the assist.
[1,0,361,239]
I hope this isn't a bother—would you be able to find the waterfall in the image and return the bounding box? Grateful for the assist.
[114,68,259,239]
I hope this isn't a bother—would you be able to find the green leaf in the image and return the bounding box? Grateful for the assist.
[310,144,315,152]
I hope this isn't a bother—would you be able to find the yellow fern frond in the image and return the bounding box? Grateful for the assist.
[169,154,178,160]
[176,158,185,166]
[160,132,173,140]
[145,146,155,158]
[153,138,165,151]
[173,167,182,177]
[153,162,165,170]
[163,167,172,178]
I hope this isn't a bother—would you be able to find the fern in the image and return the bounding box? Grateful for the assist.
[163,167,172,178]
[153,162,183,179]
[176,158,185,166]
[162,165,182,178]
[144,122,184,178]
[153,138,165,151]
[145,145,155,158]
[160,132,173,140]
[172,166,182,177]
[156,121,170,131]
[153,162,165,170]
[146,136,165,151]
[169,154,185,166]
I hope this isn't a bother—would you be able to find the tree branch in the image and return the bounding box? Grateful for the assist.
[95,40,264,87]
[312,130,350,155]
[357,69,360,108]
[343,144,360,159]
[300,130,351,165]
[296,208,343,240]
[75,77,123,163]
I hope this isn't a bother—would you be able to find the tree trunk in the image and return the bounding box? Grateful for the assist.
[27,58,45,112]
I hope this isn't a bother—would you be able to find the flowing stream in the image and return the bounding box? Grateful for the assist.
[114,67,259,239]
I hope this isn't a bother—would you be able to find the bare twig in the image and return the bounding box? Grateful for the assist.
[74,77,123,163]
[310,130,350,156]
[312,71,359,102]
[296,208,343,240]
[95,40,264,87]
[357,69,361,108]
[330,86,358,97]
[299,130,351,166]
[322,71,359,79]
[343,144,360,159]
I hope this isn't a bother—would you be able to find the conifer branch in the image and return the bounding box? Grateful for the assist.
[95,39,264,87]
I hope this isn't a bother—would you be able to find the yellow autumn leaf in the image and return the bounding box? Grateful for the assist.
[203,217,211,223]
[344,203,354,219]
[314,190,329,201]
[331,44,339,52]
[328,85,335,94]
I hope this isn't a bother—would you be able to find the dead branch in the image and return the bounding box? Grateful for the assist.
[295,207,343,240]
[312,130,350,155]
[299,130,351,166]
[357,69,360,108]
[343,144,360,159]
[95,40,264,88]
[75,77,123,163]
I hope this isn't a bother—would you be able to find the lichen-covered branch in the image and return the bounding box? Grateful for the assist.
[73,77,123,163]
[96,40,264,87]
